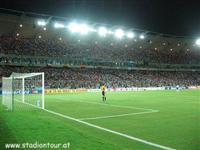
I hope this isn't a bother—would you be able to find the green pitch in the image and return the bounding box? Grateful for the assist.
[0,90,199,149]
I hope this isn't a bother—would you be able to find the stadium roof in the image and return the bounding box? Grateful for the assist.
[0,7,198,39]
[0,8,199,53]
[1,0,200,36]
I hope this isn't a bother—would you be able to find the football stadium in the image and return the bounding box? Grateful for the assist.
[0,1,200,150]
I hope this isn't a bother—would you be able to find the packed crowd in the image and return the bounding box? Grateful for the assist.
[1,36,200,64]
[1,66,199,89]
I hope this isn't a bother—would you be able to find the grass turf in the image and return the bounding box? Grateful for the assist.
[0,90,199,149]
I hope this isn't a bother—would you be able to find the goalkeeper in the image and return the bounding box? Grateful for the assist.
[101,84,107,102]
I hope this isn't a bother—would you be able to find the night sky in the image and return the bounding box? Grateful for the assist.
[1,0,200,36]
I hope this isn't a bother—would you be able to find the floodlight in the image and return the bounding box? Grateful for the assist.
[115,29,124,39]
[68,22,79,32]
[90,28,97,32]
[196,38,200,46]
[54,23,65,28]
[98,27,107,37]
[108,30,113,34]
[37,20,47,26]
[79,24,90,35]
[127,32,134,38]
[140,34,145,39]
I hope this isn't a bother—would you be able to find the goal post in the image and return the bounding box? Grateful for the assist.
[2,77,13,111]
[2,72,45,111]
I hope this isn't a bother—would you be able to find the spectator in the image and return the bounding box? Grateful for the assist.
[0,66,199,89]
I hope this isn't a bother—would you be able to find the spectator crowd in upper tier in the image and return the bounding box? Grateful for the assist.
[1,36,200,64]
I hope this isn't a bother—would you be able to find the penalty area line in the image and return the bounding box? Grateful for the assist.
[16,100,175,150]
[60,99,157,111]
[79,110,159,121]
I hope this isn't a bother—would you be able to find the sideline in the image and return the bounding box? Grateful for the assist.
[15,100,175,150]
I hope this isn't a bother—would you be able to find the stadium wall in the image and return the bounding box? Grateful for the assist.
[44,86,195,94]
[0,86,198,95]
[45,89,88,94]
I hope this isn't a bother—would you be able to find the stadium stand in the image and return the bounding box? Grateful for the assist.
[0,36,200,64]
[1,66,199,89]
[0,10,200,89]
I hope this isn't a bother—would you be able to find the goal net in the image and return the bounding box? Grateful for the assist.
[2,77,13,111]
[2,72,44,111]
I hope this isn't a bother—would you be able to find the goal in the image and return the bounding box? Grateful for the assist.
[2,72,45,111]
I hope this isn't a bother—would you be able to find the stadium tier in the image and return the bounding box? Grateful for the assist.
[0,11,200,69]
[1,36,200,65]
[0,66,199,89]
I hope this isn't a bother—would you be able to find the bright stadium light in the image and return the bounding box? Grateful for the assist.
[108,30,114,34]
[37,20,47,26]
[79,24,90,35]
[54,23,65,28]
[89,28,97,32]
[115,29,124,39]
[127,32,135,39]
[67,23,90,34]
[140,34,145,39]
[196,38,200,46]
[98,27,107,37]
[68,22,79,32]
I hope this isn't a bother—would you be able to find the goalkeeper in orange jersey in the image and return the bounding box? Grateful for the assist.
[101,84,107,102]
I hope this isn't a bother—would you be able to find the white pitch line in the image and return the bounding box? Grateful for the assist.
[55,97,157,111]
[61,99,157,111]
[15,100,175,150]
[79,110,159,121]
